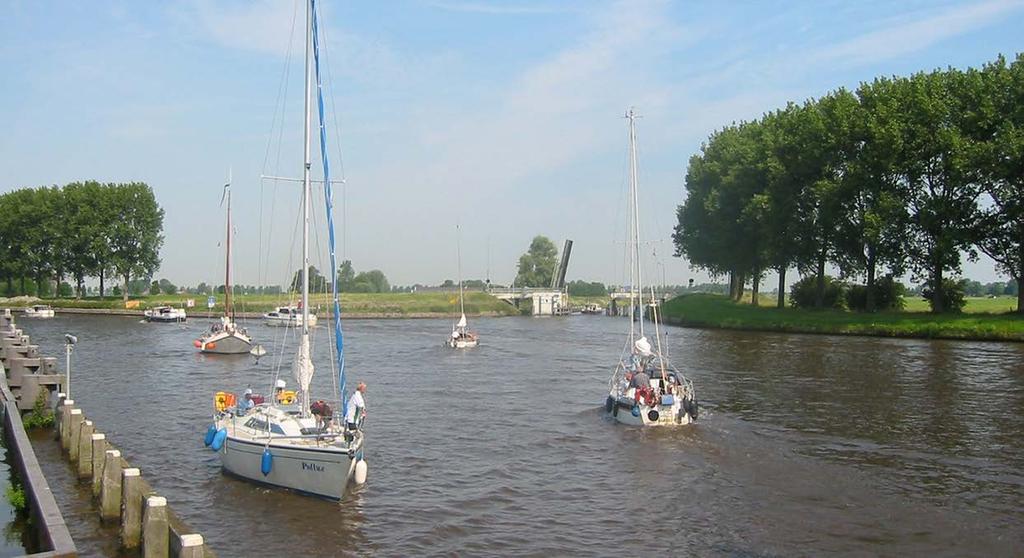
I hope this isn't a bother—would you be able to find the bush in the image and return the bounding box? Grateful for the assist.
[790,275,846,309]
[58,282,73,297]
[846,276,906,311]
[5,485,26,512]
[22,391,55,429]
[922,278,967,313]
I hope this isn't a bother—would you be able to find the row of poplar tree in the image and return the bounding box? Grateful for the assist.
[673,54,1024,314]
[0,181,164,302]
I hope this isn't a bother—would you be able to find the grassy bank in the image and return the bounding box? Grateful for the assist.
[22,292,520,317]
[662,294,1024,342]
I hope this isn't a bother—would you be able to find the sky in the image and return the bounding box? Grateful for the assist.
[1,0,1022,289]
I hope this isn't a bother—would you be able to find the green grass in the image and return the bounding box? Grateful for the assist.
[662,293,1024,342]
[40,291,520,316]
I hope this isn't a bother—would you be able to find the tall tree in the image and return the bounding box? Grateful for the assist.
[108,183,165,305]
[975,54,1024,313]
[834,77,909,311]
[515,236,558,287]
[898,70,984,313]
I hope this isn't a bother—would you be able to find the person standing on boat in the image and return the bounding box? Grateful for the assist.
[345,382,367,430]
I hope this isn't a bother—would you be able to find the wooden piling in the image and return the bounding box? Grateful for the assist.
[179,534,205,558]
[100,449,123,519]
[142,495,169,558]
[121,467,143,548]
[67,408,83,462]
[91,433,107,497]
[77,419,94,478]
[59,399,74,448]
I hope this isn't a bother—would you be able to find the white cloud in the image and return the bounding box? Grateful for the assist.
[812,0,1024,67]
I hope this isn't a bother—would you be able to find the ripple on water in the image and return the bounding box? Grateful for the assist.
[16,314,1024,556]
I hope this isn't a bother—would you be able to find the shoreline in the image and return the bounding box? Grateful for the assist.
[662,315,1024,343]
[661,294,1024,344]
[11,307,513,320]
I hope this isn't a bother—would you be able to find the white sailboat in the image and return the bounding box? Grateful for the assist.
[605,109,697,426]
[208,0,365,500]
[446,226,478,348]
[195,176,254,354]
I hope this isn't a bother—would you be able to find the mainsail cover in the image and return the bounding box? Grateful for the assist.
[293,334,315,394]
[457,314,467,328]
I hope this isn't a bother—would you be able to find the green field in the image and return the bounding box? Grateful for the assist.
[662,294,1024,342]
[34,291,520,317]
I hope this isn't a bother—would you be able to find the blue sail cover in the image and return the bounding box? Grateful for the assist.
[311,0,346,418]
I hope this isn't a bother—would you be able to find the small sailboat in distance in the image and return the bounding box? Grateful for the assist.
[447,226,478,348]
[195,175,254,354]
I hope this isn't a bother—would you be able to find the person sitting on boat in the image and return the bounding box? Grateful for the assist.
[630,368,651,391]
[345,382,367,431]
[240,388,255,413]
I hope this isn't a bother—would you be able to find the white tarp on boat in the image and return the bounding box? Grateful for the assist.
[634,336,653,357]
[293,334,315,393]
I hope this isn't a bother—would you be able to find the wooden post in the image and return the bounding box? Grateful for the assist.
[77,420,94,478]
[179,534,204,558]
[91,433,107,497]
[67,409,84,462]
[59,399,74,448]
[142,496,169,558]
[120,468,143,549]
[100,449,122,519]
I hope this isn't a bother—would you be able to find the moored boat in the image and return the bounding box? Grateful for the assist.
[24,304,55,318]
[143,306,186,323]
[263,306,318,327]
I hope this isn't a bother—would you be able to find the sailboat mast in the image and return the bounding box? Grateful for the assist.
[457,225,465,318]
[301,0,312,337]
[627,108,645,339]
[225,173,232,318]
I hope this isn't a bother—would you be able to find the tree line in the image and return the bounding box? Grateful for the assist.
[0,181,164,302]
[673,53,1024,314]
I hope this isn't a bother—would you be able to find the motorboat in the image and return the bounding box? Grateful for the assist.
[207,0,365,500]
[143,306,186,323]
[24,304,55,318]
[604,109,697,427]
[263,306,317,327]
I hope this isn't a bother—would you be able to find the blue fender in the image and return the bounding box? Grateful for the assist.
[203,425,217,447]
[210,428,227,451]
[261,449,273,476]
[631,405,640,417]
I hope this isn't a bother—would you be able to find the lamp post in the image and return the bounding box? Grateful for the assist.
[64,334,77,399]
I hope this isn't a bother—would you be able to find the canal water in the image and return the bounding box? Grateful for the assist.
[19,314,1024,556]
